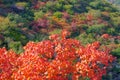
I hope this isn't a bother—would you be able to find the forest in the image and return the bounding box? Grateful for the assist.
[0,0,120,80]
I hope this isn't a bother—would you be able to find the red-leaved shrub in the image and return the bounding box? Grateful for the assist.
[0,30,115,80]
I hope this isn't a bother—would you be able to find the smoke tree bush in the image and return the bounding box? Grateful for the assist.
[0,30,115,80]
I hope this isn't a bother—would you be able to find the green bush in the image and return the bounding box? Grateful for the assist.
[66,9,74,15]
[82,24,89,30]
[33,33,49,42]
[7,13,28,24]
[86,24,105,34]
[111,47,120,57]
[88,9,101,19]
[15,2,28,7]
[45,1,55,11]
[0,17,15,32]
[34,11,44,20]
[8,41,23,54]
[54,2,63,10]
[19,8,34,21]
[107,28,116,35]
[63,5,73,10]
[53,12,63,18]
[75,33,96,45]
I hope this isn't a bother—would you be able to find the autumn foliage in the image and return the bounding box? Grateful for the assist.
[0,30,115,80]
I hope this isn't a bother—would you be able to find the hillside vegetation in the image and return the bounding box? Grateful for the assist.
[0,0,120,80]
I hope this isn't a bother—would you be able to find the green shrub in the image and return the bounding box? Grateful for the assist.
[63,5,73,10]
[33,33,48,42]
[82,24,89,30]
[107,28,116,35]
[45,1,55,11]
[15,2,28,7]
[86,24,105,34]
[111,47,120,57]
[8,41,23,54]
[0,16,15,31]
[9,29,27,41]
[75,33,96,45]
[34,11,44,20]
[54,2,63,10]
[53,12,63,18]
[7,13,28,24]
[66,9,74,15]
[88,9,101,19]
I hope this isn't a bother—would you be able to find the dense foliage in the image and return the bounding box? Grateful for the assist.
[0,30,115,80]
[0,0,119,52]
[0,0,120,79]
